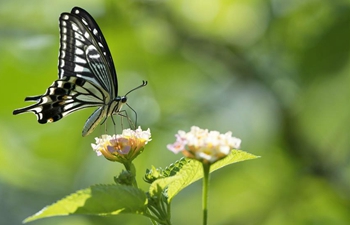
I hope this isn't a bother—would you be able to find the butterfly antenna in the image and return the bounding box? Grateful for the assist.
[124,80,148,96]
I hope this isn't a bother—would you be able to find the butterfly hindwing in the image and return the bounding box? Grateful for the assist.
[13,76,106,124]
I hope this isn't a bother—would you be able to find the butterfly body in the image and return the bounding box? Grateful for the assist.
[13,7,146,136]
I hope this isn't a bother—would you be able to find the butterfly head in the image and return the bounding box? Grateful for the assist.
[120,96,127,103]
[111,96,126,115]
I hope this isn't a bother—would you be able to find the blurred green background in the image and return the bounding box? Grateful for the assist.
[1,0,349,224]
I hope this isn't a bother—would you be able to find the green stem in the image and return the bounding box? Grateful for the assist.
[123,162,138,188]
[166,200,172,224]
[123,162,159,224]
[202,163,210,225]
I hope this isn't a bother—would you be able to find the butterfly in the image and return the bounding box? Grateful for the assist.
[13,7,147,136]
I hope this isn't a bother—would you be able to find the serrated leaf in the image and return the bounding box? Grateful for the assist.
[149,150,259,202]
[24,184,148,223]
[144,158,188,183]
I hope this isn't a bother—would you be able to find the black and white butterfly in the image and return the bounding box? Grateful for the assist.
[13,7,147,136]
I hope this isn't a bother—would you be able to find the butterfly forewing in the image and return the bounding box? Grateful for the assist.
[59,10,116,96]
[70,7,118,91]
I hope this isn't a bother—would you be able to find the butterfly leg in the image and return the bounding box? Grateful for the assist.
[112,109,136,131]
[125,103,138,129]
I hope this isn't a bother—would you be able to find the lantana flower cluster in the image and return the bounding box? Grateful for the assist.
[91,127,151,163]
[167,126,241,164]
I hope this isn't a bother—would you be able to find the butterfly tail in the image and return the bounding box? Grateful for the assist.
[13,95,42,116]
[13,95,63,124]
[24,96,42,101]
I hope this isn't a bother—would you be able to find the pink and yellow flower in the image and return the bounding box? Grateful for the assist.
[91,127,151,163]
[167,126,241,164]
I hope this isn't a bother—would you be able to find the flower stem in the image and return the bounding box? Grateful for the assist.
[202,163,210,225]
[123,162,138,188]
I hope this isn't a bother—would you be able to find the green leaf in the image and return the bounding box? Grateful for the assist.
[24,184,148,223]
[144,158,188,183]
[149,150,259,202]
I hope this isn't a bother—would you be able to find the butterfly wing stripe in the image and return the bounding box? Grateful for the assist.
[51,77,106,101]
[85,45,113,102]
